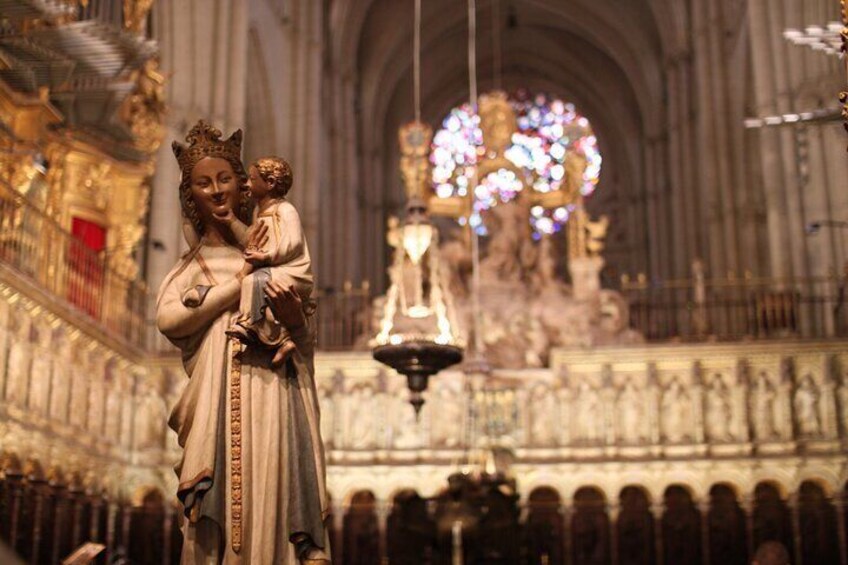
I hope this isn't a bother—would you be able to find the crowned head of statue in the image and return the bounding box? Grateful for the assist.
[172,120,252,241]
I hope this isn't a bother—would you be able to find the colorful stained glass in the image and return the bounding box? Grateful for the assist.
[430,90,602,235]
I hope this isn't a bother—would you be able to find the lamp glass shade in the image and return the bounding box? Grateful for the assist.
[402,220,433,264]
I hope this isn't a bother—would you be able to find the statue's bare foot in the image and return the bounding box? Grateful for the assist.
[270,341,297,368]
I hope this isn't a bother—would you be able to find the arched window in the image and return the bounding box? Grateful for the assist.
[752,481,793,557]
[707,483,747,565]
[527,486,564,565]
[343,490,379,565]
[662,485,701,565]
[617,486,654,565]
[798,480,839,565]
[387,489,432,565]
[431,91,601,236]
[571,486,610,565]
[129,489,166,564]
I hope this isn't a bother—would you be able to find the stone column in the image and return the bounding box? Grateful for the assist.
[747,0,793,279]
[602,375,617,449]
[144,123,184,297]
[5,315,33,407]
[147,0,250,294]
[742,495,756,558]
[608,502,619,565]
[790,492,803,565]
[692,368,706,444]
[651,502,664,565]
[376,499,389,563]
[562,502,572,565]
[647,368,661,447]
[48,335,71,423]
[821,372,839,440]
[699,499,711,565]
[832,493,848,565]
[332,499,345,564]
[557,386,571,447]
[28,319,52,419]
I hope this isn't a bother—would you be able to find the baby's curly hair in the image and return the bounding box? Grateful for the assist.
[252,156,293,198]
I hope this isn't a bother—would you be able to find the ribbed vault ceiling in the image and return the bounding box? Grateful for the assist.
[330,0,681,214]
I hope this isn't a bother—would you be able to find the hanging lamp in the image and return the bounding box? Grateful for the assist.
[371,0,464,416]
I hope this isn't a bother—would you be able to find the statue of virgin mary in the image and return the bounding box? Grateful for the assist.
[157,121,331,564]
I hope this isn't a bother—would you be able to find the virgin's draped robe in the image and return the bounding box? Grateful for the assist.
[157,242,330,564]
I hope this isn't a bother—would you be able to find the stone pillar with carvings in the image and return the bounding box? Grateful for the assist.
[647,367,661,447]
[121,371,139,449]
[28,317,53,418]
[692,368,706,445]
[601,368,617,447]
[820,369,839,440]
[777,362,794,441]
[68,346,90,430]
[86,351,108,436]
[48,330,71,423]
[103,370,124,445]
[838,372,848,443]
[556,382,572,447]
[5,312,33,407]
[733,364,750,443]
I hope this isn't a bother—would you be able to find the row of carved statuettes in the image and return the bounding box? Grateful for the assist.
[2,280,847,502]
[0,285,184,501]
[314,349,848,453]
[0,319,180,453]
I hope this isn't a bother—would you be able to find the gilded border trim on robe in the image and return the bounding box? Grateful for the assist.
[230,338,243,552]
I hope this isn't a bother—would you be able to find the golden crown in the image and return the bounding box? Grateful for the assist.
[172,120,243,174]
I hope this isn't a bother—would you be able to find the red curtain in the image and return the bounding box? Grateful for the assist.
[71,217,106,253]
[67,217,106,317]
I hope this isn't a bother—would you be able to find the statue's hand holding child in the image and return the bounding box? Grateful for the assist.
[244,248,272,267]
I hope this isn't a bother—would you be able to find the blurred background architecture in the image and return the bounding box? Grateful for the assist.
[1,0,848,563]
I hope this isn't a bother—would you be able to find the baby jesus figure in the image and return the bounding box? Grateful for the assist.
[227,156,315,367]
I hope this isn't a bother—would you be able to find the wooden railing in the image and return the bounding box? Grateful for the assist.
[0,181,150,350]
[7,170,844,351]
[620,271,848,341]
[0,178,375,354]
[315,281,372,351]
